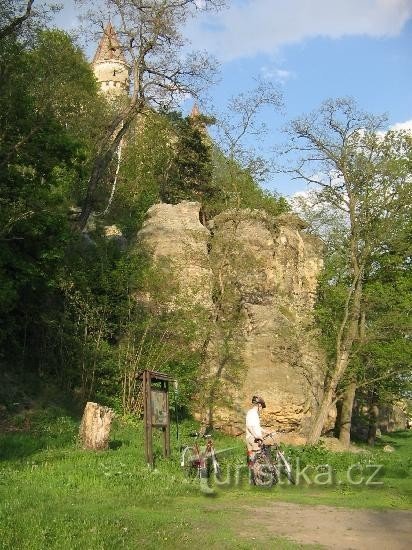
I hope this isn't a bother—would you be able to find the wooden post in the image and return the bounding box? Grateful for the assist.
[162,380,171,458]
[143,370,153,466]
[140,370,171,467]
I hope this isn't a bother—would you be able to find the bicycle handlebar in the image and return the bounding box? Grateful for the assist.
[254,432,278,446]
[254,431,276,441]
[188,431,211,439]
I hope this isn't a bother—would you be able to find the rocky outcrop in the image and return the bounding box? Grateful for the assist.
[137,201,326,436]
[352,399,410,441]
[137,201,213,312]
[208,209,325,435]
[378,402,409,433]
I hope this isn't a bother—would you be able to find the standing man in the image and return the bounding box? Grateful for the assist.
[245,395,267,465]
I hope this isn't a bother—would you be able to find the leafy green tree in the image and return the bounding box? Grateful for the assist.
[94,111,167,236]
[0,29,106,374]
[75,0,224,229]
[108,110,216,235]
[158,111,217,208]
[283,98,412,444]
[112,106,287,238]
[210,148,289,217]
[317,246,411,445]
[297,187,411,445]
[352,216,412,444]
[28,31,108,147]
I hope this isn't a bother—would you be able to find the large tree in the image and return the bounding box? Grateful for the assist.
[211,81,283,209]
[75,0,224,229]
[309,198,411,446]
[0,28,105,368]
[283,97,412,444]
[0,0,58,42]
[293,165,411,446]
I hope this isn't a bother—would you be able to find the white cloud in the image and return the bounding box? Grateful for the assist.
[261,66,295,84]
[186,0,412,61]
[390,119,412,132]
[290,189,314,204]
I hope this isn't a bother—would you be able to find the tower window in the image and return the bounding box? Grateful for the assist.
[113,70,116,76]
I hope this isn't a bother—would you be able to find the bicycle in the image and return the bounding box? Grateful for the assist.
[251,432,296,487]
[180,431,221,480]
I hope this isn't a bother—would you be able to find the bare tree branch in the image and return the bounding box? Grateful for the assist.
[0,0,35,39]
[76,0,222,229]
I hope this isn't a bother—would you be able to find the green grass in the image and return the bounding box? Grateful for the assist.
[0,409,411,549]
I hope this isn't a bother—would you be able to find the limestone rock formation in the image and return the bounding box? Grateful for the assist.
[137,201,213,312]
[208,209,325,436]
[137,202,326,437]
[378,402,409,433]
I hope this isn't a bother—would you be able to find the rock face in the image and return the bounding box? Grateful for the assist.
[208,209,325,435]
[138,202,213,311]
[379,402,409,433]
[137,201,326,436]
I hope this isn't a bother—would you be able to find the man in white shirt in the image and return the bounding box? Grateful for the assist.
[246,395,267,464]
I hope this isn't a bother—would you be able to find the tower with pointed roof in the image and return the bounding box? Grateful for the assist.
[189,103,210,140]
[92,23,130,96]
[190,103,201,119]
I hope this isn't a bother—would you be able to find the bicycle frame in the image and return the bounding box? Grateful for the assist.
[251,433,295,485]
[181,432,220,479]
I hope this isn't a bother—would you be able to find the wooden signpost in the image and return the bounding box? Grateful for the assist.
[140,370,172,467]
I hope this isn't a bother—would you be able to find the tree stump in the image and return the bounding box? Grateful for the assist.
[79,402,114,450]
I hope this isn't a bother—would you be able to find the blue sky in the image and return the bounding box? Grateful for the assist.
[54,0,412,196]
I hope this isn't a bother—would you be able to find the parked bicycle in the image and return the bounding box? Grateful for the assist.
[180,431,221,480]
[251,432,295,487]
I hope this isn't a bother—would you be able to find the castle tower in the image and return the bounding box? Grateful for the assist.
[189,103,211,141]
[92,23,130,96]
[190,103,201,119]
[189,103,207,134]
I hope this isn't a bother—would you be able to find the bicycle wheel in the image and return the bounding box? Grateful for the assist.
[277,450,296,484]
[181,446,200,478]
[252,454,277,487]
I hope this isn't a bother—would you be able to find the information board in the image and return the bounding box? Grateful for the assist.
[151,389,168,426]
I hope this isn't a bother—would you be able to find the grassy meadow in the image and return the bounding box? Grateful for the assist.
[0,408,411,549]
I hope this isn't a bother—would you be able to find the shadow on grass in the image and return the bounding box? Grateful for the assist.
[0,406,80,462]
[386,431,412,440]
[109,439,124,450]
[372,431,412,451]
[0,433,47,461]
[373,439,403,450]
[382,466,410,479]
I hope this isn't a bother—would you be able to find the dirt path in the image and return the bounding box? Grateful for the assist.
[237,502,412,549]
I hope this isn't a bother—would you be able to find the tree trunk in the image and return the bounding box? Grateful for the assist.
[79,401,114,450]
[0,0,34,40]
[367,399,379,446]
[307,381,335,445]
[77,102,141,231]
[338,381,357,448]
[307,265,363,445]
